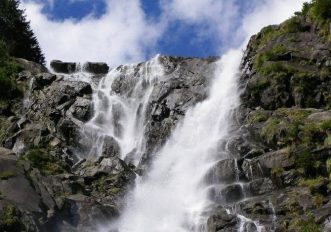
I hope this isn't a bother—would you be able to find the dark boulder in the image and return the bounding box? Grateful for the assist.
[207,207,238,232]
[51,60,77,74]
[83,62,109,74]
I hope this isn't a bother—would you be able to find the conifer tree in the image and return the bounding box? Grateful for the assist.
[0,0,45,65]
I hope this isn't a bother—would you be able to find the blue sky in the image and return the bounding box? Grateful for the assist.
[21,0,305,67]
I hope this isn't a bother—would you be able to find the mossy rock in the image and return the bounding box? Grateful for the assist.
[0,170,15,180]
[24,148,68,175]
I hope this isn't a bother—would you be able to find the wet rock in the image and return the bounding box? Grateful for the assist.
[205,159,238,184]
[68,97,92,122]
[102,136,121,158]
[256,149,294,169]
[51,60,77,74]
[242,159,265,181]
[207,207,238,232]
[211,184,245,204]
[241,221,258,232]
[34,73,57,89]
[244,178,275,196]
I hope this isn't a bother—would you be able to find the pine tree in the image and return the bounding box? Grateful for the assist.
[0,0,45,65]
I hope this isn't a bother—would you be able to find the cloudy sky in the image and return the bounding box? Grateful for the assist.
[20,0,306,67]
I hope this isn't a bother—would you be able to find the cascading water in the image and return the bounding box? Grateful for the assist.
[80,56,164,164]
[103,49,243,232]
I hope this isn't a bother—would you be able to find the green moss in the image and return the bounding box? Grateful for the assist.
[281,17,308,33]
[277,108,312,121]
[247,110,270,124]
[299,176,326,189]
[110,187,122,195]
[257,26,283,49]
[324,135,331,145]
[261,117,281,145]
[24,148,67,175]
[0,170,15,180]
[301,119,331,146]
[253,44,288,71]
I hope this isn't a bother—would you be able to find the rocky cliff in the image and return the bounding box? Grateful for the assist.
[0,56,218,231]
[0,4,330,232]
[206,9,331,232]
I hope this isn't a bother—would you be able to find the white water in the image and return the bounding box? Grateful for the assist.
[105,49,242,232]
[81,56,164,164]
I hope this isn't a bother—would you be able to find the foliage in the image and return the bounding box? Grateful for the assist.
[310,0,331,21]
[300,213,320,232]
[0,204,25,231]
[0,40,23,99]
[0,0,45,64]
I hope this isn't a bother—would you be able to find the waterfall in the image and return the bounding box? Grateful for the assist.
[79,56,164,165]
[101,49,242,232]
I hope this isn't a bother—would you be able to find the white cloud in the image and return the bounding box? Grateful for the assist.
[21,0,162,67]
[160,0,240,47]
[21,0,307,67]
[161,0,306,51]
[242,0,306,38]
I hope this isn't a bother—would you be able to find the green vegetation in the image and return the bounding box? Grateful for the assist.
[271,167,285,188]
[260,109,313,147]
[24,148,68,175]
[299,176,326,189]
[0,0,45,64]
[0,204,25,231]
[247,110,270,124]
[308,0,331,21]
[293,213,320,232]
[0,41,23,100]
[0,170,15,180]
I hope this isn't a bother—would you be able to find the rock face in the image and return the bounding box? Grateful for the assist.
[0,55,218,231]
[206,11,331,232]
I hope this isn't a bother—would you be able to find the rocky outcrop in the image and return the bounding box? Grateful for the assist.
[50,60,77,74]
[50,60,110,75]
[83,62,109,74]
